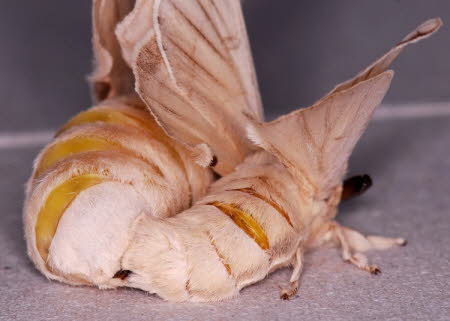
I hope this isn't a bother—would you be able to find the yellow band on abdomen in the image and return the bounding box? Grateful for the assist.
[35,137,121,178]
[208,202,269,250]
[35,174,107,261]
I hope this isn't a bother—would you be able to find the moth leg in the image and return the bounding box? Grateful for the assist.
[333,223,406,274]
[280,247,303,300]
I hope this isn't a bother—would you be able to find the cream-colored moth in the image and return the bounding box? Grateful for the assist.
[116,8,441,301]
[23,0,441,302]
[24,0,262,287]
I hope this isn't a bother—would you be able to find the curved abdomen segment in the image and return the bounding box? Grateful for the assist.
[121,160,302,302]
[24,99,212,287]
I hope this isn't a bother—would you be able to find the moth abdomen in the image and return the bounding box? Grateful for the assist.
[23,0,440,302]
[228,187,294,227]
[120,164,302,301]
[208,201,270,250]
[24,100,212,287]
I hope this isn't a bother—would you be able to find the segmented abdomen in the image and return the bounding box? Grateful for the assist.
[121,158,302,302]
[24,98,212,287]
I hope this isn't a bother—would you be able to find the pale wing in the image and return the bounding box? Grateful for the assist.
[118,0,263,175]
[323,18,442,98]
[90,0,136,101]
[248,18,442,198]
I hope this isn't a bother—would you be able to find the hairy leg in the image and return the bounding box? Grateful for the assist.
[280,247,304,300]
[330,222,406,274]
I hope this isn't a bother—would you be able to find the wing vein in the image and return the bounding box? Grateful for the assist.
[154,0,177,84]
[164,34,232,98]
[203,0,253,111]
[172,1,229,62]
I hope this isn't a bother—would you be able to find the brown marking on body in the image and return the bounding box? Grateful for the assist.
[229,187,293,227]
[206,232,232,276]
[185,278,192,294]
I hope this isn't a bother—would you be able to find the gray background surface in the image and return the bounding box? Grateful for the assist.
[0,0,449,131]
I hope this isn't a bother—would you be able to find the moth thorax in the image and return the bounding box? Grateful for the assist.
[316,185,343,221]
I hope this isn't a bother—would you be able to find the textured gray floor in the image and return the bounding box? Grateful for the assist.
[1,113,450,321]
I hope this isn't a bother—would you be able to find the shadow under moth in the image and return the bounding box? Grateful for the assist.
[23,0,442,302]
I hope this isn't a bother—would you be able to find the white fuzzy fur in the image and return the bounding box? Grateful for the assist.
[24,103,212,285]
[24,8,441,303]
[113,18,441,302]
[48,182,148,287]
[121,158,299,301]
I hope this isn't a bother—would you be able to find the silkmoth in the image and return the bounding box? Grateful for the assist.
[24,0,262,286]
[22,0,441,302]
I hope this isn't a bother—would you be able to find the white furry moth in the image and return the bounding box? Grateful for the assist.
[112,14,441,301]
[23,0,262,287]
[23,0,441,302]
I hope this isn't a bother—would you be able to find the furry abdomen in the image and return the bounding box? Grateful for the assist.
[23,98,212,287]
[121,154,304,302]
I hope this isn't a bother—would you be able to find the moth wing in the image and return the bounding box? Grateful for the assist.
[116,0,263,175]
[247,18,442,198]
[325,18,442,97]
[90,0,136,101]
[249,73,393,198]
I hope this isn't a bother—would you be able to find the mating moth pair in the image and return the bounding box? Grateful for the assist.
[23,0,441,302]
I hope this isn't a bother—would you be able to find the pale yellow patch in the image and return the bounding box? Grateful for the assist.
[35,137,119,178]
[35,174,107,261]
[209,202,269,250]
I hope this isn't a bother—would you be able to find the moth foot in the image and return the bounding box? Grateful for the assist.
[345,252,381,275]
[367,265,381,275]
[279,282,298,300]
[279,247,303,300]
[327,222,408,276]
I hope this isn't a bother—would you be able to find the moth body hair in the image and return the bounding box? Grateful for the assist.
[112,18,441,301]
[23,0,441,303]
[120,152,312,301]
[25,0,264,290]
[24,101,213,286]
